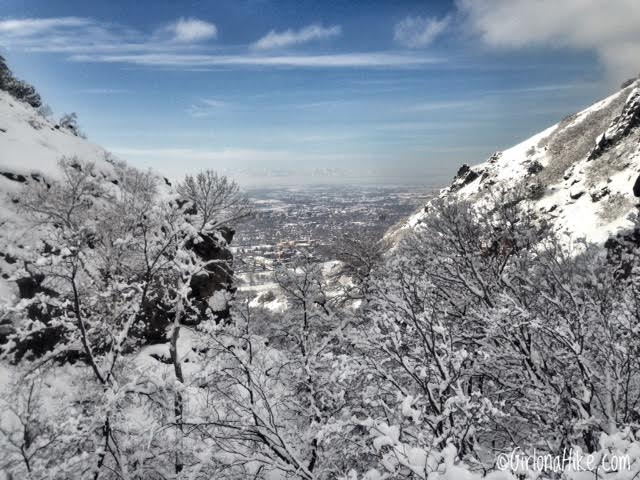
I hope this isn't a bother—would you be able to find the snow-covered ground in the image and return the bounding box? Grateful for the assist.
[0,91,119,303]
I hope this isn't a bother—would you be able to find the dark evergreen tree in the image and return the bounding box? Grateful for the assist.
[0,54,42,108]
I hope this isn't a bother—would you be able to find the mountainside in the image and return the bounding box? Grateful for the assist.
[401,79,640,244]
[0,90,118,302]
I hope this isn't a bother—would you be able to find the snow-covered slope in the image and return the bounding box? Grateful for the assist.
[402,80,640,244]
[0,91,117,302]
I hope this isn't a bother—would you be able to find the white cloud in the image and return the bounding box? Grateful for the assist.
[252,24,341,50]
[69,52,440,68]
[0,17,92,36]
[457,0,640,81]
[394,15,449,48]
[166,17,217,43]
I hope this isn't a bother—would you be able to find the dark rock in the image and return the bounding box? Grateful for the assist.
[528,183,545,200]
[163,177,172,186]
[451,164,482,191]
[43,241,61,256]
[464,169,481,184]
[488,152,502,164]
[0,171,27,183]
[16,273,57,299]
[633,174,640,197]
[605,228,640,279]
[176,199,198,215]
[3,273,68,362]
[591,186,611,202]
[570,190,585,200]
[186,230,235,321]
[527,160,544,175]
[138,226,236,343]
[455,164,471,179]
[588,88,640,160]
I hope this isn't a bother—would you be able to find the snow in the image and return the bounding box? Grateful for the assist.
[0,91,112,179]
[0,92,120,302]
[208,289,230,312]
[398,80,640,246]
[564,88,625,130]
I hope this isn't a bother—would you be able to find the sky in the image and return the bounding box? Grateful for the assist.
[1,0,639,186]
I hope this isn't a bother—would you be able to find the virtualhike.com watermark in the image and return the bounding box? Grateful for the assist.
[496,448,631,474]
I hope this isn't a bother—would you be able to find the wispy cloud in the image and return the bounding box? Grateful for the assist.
[0,16,213,53]
[187,98,228,117]
[69,52,440,68]
[0,16,144,53]
[81,88,129,94]
[394,15,449,48]
[0,16,442,70]
[402,99,483,112]
[252,24,341,50]
[164,18,217,43]
[0,17,92,36]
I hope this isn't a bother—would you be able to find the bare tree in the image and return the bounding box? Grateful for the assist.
[177,170,252,231]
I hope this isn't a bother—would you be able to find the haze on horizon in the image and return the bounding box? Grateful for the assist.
[1,0,639,186]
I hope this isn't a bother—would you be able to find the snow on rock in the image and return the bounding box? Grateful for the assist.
[397,80,640,245]
[208,289,231,312]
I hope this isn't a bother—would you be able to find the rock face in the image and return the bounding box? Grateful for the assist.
[634,175,640,197]
[588,88,640,161]
[10,273,67,361]
[136,227,236,344]
[186,227,235,320]
[451,164,482,191]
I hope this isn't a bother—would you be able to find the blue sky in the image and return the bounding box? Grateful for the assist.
[1,0,638,186]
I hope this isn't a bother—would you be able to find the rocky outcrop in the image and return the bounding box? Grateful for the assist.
[185,227,235,322]
[588,88,640,161]
[139,226,236,343]
[451,164,482,191]
[633,175,640,197]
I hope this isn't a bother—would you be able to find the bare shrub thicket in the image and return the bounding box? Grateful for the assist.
[351,192,640,477]
[3,162,640,479]
[585,128,640,188]
[0,159,250,478]
[537,89,630,186]
[599,192,635,223]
